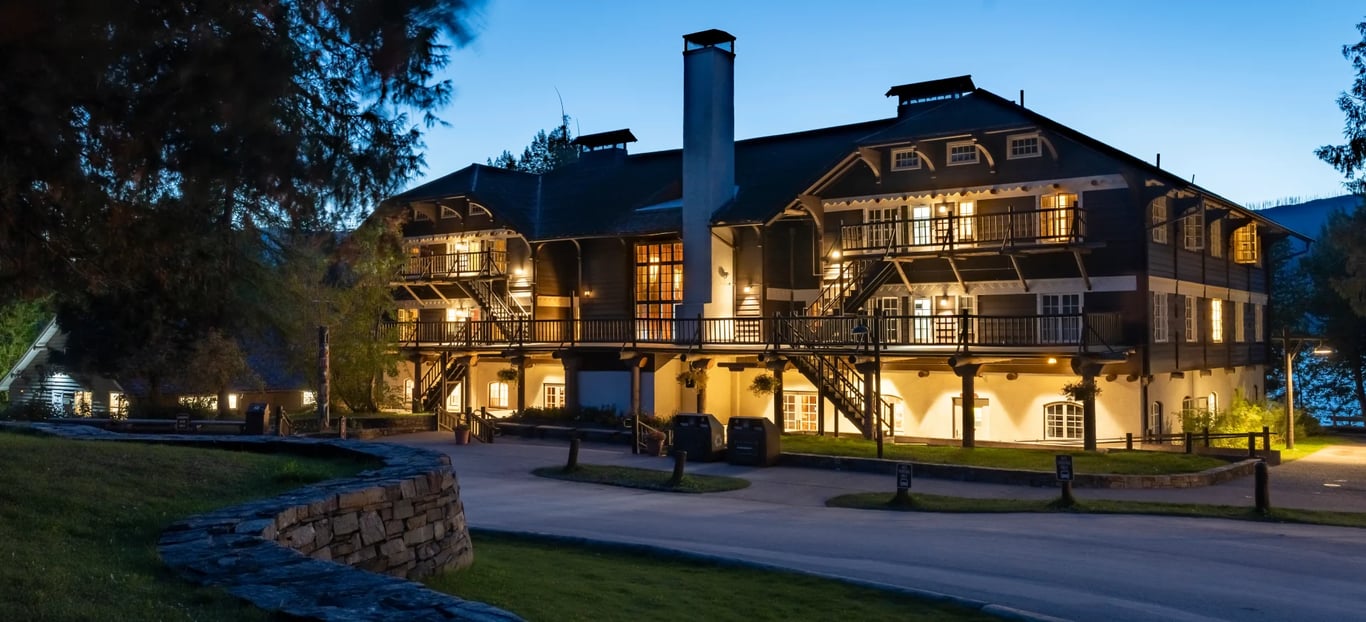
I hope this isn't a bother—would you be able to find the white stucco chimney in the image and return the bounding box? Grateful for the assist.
[679,29,735,319]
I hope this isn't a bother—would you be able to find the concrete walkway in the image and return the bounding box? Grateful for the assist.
[389,433,1366,621]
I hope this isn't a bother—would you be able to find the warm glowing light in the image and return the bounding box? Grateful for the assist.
[830,250,842,259]
[514,267,525,276]
[1047,357,1058,365]
[583,288,593,297]
[742,284,753,293]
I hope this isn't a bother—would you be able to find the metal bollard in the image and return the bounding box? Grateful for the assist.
[667,450,687,487]
[1255,461,1270,513]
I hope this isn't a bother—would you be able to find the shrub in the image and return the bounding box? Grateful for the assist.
[0,400,58,421]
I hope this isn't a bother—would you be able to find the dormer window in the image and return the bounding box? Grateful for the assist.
[891,148,921,171]
[1007,134,1041,159]
[440,204,460,219]
[1151,197,1168,244]
[947,141,978,165]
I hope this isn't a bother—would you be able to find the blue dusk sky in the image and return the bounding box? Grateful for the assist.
[413,0,1364,207]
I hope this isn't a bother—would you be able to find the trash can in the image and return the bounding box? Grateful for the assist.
[671,413,726,462]
[245,402,270,435]
[727,416,780,466]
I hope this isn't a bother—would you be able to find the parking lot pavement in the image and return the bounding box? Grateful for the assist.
[388,432,1366,512]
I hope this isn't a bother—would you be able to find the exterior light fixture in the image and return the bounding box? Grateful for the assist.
[742,284,753,294]
[582,288,593,298]
[1006,372,1019,380]
[1047,357,1058,365]
[514,267,526,276]
[830,250,842,259]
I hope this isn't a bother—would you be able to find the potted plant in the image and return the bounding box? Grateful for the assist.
[1061,379,1102,402]
[749,373,777,397]
[453,423,471,445]
[496,368,519,384]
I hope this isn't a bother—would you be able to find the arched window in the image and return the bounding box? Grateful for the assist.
[1044,401,1083,440]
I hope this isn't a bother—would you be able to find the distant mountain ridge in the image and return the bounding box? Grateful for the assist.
[1256,194,1360,242]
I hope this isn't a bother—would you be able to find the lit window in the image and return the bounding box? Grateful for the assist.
[1235,302,1245,342]
[1182,208,1204,251]
[488,382,509,409]
[1182,395,1211,427]
[891,148,921,170]
[635,242,683,340]
[1185,297,1197,342]
[543,384,566,409]
[1151,197,1168,244]
[1233,223,1260,264]
[1210,299,1223,343]
[947,141,978,165]
[1147,402,1164,439]
[956,202,975,241]
[1040,194,1078,242]
[1007,134,1041,159]
[1153,292,1169,343]
[1045,402,1083,440]
[110,392,127,417]
[301,390,316,406]
[227,394,239,410]
[783,392,819,432]
[1210,219,1223,258]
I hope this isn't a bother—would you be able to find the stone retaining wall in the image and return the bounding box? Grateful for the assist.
[0,422,521,621]
[781,451,1262,489]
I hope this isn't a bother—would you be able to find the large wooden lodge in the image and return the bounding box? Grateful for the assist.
[378,29,1302,447]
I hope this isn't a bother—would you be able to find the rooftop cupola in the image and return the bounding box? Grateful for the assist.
[885,75,975,117]
[572,129,636,163]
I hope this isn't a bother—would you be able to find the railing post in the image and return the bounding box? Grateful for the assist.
[1247,432,1257,458]
[1125,432,1133,450]
[1184,432,1193,454]
[1203,426,1210,448]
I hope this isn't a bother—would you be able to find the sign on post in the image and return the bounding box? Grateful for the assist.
[896,462,913,492]
[1055,455,1074,481]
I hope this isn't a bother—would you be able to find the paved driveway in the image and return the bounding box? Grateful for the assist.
[390,433,1366,622]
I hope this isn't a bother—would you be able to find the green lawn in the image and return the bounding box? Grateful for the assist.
[781,434,1228,474]
[827,492,1366,529]
[1278,433,1358,462]
[427,531,996,622]
[532,464,750,493]
[0,431,370,621]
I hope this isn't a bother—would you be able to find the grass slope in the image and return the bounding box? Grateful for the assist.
[0,431,368,621]
[782,434,1228,474]
[427,531,995,622]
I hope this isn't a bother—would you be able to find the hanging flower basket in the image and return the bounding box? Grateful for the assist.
[749,373,777,397]
[676,366,708,390]
[1061,380,1101,402]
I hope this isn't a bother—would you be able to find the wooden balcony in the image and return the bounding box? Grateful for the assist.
[839,207,1086,257]
[398,250,507,281]
[381,312,1124,353]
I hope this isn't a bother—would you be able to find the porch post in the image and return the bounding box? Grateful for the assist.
[562,353,582,414]
[514,355,527,415]
[767,358,786,433]
[410,351,421,414]
[950,360,981,448]
[439,351,449,414]
[857,360,876,441]
[1072,359,1103,452]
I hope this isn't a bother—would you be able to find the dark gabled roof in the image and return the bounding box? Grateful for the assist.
[389,80,1307,243]
[390,118,899,239]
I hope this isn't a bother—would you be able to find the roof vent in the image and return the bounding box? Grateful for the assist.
[885,75,975,115]
[572,129,637,154]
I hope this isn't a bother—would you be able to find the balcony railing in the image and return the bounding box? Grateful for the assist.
[381,312,1122,350]
[399,250,507,280]
[839,207,1085,255]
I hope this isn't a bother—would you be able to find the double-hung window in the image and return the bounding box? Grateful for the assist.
[1185,297,1198,342]
[1210,299,1224,343]
[1183,208,1205,251]
[1153,292,1169,343]
[1040,293,1082,344]
[1151,197,1169,244]
[891,148,920,171]
[1008,134,1041,159]
[1233,223,1260,264]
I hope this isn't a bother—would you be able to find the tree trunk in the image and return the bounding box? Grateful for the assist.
[1354,352,1366,419]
